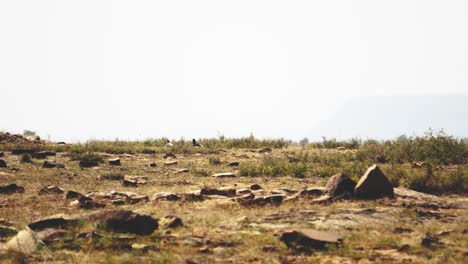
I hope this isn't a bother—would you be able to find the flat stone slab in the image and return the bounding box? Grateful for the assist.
[212,172,236,178]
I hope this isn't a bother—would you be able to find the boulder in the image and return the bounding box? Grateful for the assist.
[0,183,24,194]
[109,158,121,166]
[354,165,394,199]
[280,229,343,251]
[212,172,236,178]
[200,187,236,197]
[123,175,148,187]
[5,229,44,255]
[77,196,106,209]
[38,185,64,195]
[42,161,65,168]
[89,210,158,235]
[325,173,356,198]
[0,159,6,168]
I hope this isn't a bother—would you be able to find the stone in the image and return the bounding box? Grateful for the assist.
[250,184,262,190]
[237,189,252,195]
[259,147,272,153]
[0,226,18,238]
[200,187,236,197]
[227,161,240,167]
[299,188,325,197]
[77,196,106,209]
[109,158,121,166]
[38,185,64,195]
[123,175,148,187]
[164,160,178,166]
[42,160,65,168]
[280,229,343,251]
[375,155,387,163]
[354,165,394,199]
[65,190,85,200]
[242,195,285,206]
[0,183,24,194]
[149,162,158,167]
[163,152,177,159]
[31,151,56,159]
[0,159,6,168]
[6,229,44,255]
[35,228,68,245]
[175,168,189,174]
[271,188,298,195]
[28,215,80,231]
[181,192,205,202]
[336,146,346,151]
[0,151,4,157]
[153,192,181,202]
[89,210,158,235]
[325,173,356,198]
[159,215,183,228]
[212,172,236,178]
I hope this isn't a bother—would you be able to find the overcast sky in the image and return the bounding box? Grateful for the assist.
[1,1,467,142]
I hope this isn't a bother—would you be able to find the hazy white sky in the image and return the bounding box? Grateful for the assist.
[1,1,467,141]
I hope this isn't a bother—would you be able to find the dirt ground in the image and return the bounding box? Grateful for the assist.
[0,147,467,263]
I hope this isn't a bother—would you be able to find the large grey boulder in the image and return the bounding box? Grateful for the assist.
[354,165,394,199]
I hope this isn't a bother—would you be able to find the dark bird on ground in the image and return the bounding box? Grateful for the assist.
[192,139,202,147]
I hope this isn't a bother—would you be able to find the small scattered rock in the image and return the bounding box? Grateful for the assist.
[175,168,189,174]
[0,159,7,168]
[0,226,18,238]
[159,215,183,228]
[42,160,65,168]
[354,165,394,199]
[299,188,325,197]
[28,215,80,231]
[153,192,181,202]
[212,172,236,178]
[32,151,56,159]
[421,234,442,248]
[325,173,356,198]
[0,151,4,157]
[163,153,177,159]
[250,184,262,191]
[259,148,272,153]
[0,183,24,194]
[89,210,158,235]
[336,146,346,151]
[149,162,158,167]
[38,185,64,195]
[227,161,240,167]
[164,160,178,166]
[109,158,121,166]
[200,187,236,197]
[280,229,343,251]
[65,190,85,200]
[123,175,148,187]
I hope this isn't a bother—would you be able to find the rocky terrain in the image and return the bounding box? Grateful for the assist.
[0,133,467,263]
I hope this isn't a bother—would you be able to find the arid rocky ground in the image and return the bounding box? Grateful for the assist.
[0,135,467,263]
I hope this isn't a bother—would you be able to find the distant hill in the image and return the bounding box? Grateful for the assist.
[309,94,468,140]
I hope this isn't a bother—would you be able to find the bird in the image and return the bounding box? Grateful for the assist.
[165,139,173,148]
[192,139,202,147]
